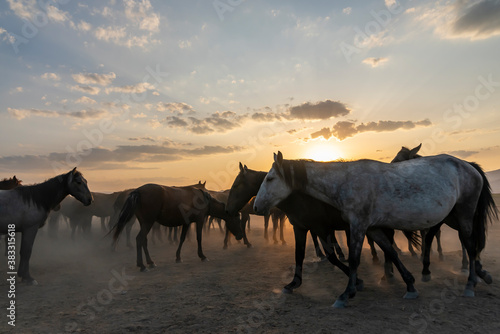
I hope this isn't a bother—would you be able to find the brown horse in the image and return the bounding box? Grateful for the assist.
[112,183,243,271]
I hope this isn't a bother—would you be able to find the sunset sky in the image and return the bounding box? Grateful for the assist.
[1,0,500,192]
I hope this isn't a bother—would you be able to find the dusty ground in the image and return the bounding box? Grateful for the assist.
[2,200,500,334]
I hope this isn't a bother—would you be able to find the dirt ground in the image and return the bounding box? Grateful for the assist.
[2,201,500,334]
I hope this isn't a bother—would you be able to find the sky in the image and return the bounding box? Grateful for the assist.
[1,0,500,192]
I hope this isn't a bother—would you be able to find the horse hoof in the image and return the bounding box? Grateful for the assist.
[140,267,149,272]
[319,256,328,262]
[176,259,182,263]
[282,287,293,294]
[332,300,347,309]
[403,290,419,299]
[463,289,475,297]
[356,280,364,291]
[148,263,157,269]
[223,245,228,250]
[460,268,468,275]
[246,243,252,248]
[23,279,38,286]
[482,273,493,285]
[281,241,287,246]
[422,274,431,282]
[439,254,444,261]
[201,257,209,262]
[372,258,380,265]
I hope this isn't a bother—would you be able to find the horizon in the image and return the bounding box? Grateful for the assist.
[1,0,500,192]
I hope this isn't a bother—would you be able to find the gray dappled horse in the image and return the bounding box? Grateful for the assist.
[254,152,497,308]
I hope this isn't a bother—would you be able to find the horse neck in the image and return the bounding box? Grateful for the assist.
[21,174,70,211]
[207,197,228,220]
[242,170,266,199]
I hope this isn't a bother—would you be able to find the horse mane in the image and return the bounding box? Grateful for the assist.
[16,171,72,211]
[279,159,311,190]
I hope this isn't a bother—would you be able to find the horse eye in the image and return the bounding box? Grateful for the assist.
[266,177,274,182]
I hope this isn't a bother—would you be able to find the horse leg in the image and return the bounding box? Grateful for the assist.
[18,226,39,285]
[461,244,468,272]
[436,229,444,261]
[176,224,190,263]
[422,223,442,282]
[366,235,379,264]
[264,214,270,241]
[100,217,107,232]
[368,228,418,299]
[70,219,76,241]
[332,232,346,262]
[310,232,326,260]
[223,226,230,249]
[195,221,207,261]
[407,231,417,257]
[136,221,154,272]
[283,226,306,293]
[279,216,286,245]
[460,229,479,297]
[241,216,252,248]
[272,215,279,245]
[333,222,365,309]
[218,218,224,234]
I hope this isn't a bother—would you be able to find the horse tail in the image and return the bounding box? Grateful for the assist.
[469,162,498,254]
[403,230,421,251]
[111,191,140,246]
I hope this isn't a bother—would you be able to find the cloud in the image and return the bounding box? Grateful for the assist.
[311,119,432,140]
[105,82,155,94]
[75,96,97,104]
[41,72,61,81]
[6,0,71,23]
[71,85,101,95]
[446,150,479,159]
[0,142,244,172]
[342,7,352,15]
[124,0,160,32]
[362,57,389,67]
[288,100,350,120]
[156,102,195,114]
[9,86,23,94]
[415,0,500,40]
[8,107,107,120]
[72,72,116,86]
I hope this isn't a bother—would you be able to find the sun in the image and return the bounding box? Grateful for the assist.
[304,142,343,162]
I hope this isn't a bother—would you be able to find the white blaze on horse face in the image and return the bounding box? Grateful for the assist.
[254,165,291,213]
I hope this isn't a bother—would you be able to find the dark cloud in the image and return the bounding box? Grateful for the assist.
[311,119,432,140]
[166,116,189,127]
[453,0,500,38]
[288,100,350,120]
[8,107,107,120]
[0,144,245,172]
[72,72,116,86]
[157,102,195,114]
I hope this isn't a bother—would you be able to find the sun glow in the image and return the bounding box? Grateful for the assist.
[304,142,343,162]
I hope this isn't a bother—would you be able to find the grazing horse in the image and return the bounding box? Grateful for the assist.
[254,152,497,308]
[0,168,92,284]
[111,183,243,272]
[227,163,417,294]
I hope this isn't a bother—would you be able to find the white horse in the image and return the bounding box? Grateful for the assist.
[254,152,497,308]
[0,168,93,284]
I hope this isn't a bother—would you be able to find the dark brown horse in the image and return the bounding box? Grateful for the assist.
[112,183,243,271]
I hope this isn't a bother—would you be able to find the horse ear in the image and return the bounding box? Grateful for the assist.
[71,167,77,174]
[275,151,283,165]
[410,144,422,158]
[239,162,244,172]
[202,181,206,186]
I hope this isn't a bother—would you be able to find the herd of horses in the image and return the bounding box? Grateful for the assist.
[0,144,498,309]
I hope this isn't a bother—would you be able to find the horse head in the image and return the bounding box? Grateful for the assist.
[67,168,93,206]
[254,151,292,215]
[391,143,422,163]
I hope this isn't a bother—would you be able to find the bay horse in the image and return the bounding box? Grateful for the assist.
[111,183,243,272]
[227,163,418,294]
[254,152,497,307]
[0,168,92,284]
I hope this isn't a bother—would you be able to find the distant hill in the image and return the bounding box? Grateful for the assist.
[486,169,500,194]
